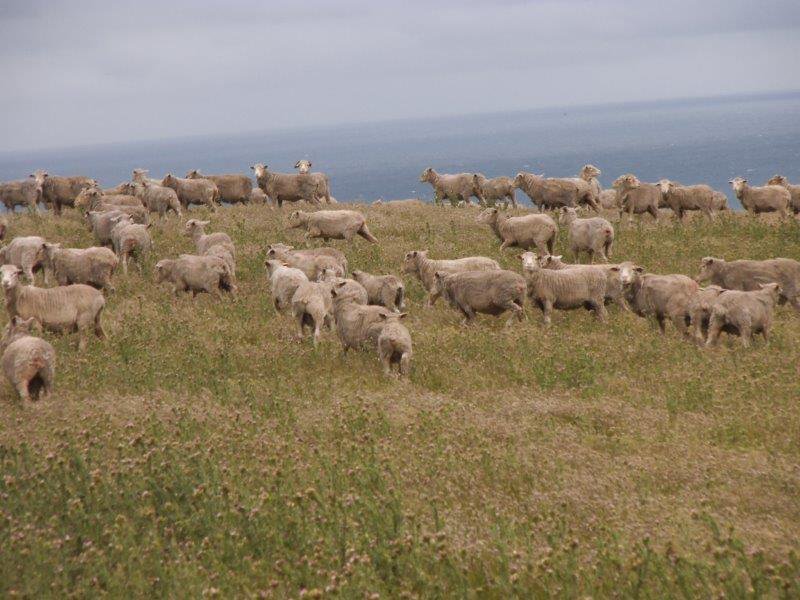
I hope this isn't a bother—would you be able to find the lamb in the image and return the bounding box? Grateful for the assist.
[526,252,627,309]
[685,285,726,344]
[419,168,481,206]
[87,210,126,247]
[185,169,253,204]
[432,269,526,326]
[0,171,46,212]
[521,258,607,325]
[351,270,405,312]
[656,179,717,221]
[617,262,699,335]
[706,284,782,348]
[162,174,219,211]
[612,174,660,223]
[110,216,152,275]
[42,243,118,292]
[472,174,517,208]
[559,207,614,262]
[39,172,95,215]
[123,181,182,218]
[264,260,309,314]
[730,177,789,218]
[251,164,321,207]
[513,172,598,211]
[330,285,394,352]
[476,207,557,255]
[401,250,500,306]
[154,255,235,298]
[0,236,47,283]
[0,264,105,350]
[1,316,56,401]
[287,210,379,243]
[290,280,334,346]
[317,269,368,305]
[292,161,333,204]
[694,256,800,310]
[376,313,412,376]
[266,243,348,278]
[766,175,800,215]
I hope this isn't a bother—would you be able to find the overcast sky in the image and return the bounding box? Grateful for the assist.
[1,0,799,152]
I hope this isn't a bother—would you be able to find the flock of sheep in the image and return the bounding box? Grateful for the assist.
[0,160,798,402]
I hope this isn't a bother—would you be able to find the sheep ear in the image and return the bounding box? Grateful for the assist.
[609,266,620,272]
[635,266,644,273]
[397,312,408,319]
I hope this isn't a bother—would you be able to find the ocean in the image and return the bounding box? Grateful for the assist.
[1,92,799,210]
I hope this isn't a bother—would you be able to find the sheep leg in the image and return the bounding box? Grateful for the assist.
[381,353,392,376]
[294,313,305,341]
[459,305,475,326]
[121,253,128,275]
[593,301,608,323]
[312,321,322,348]
[94,311,106,340]
[503,301,524,326]
[541,299,553,326]
[16,381,30,402]
[399,353,411,377]
[706,318,722,347]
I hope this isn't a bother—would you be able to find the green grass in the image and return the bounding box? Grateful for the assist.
[1,203,799,597]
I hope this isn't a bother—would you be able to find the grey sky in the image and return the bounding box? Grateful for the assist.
[1,0,799,152]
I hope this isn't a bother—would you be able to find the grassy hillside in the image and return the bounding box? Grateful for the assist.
[1,203,799,597]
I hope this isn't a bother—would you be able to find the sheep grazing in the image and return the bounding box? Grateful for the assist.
[695,256,800,311]
[0,264,106,350]
[317,269,368,305]
[330,284,394,353]
[476,207,557,255]
[706,284,782,348]
[766,175,800,215]
[521,256,608,325]
[351,270,405,312]
[40,171,95,215]
[287,210,378,243]
[292,161,333,204]
[685,285,726,344]
[265,243,347,280]
[290,280,334,346]
[617,262,699,335]
[185,169,253,204]
[559,207,614,263]
[376,313,412,376]
[155,255,235,298]
[1,316,56,401]
[162,174,219,211]
[123,181,182,218]
[250,164,323,207]
[432,269,526,326]
[0,171,46,212]
[472,174,517,208]
[730,177,789,218]
[612,174,660,223]
[401,250,500,306]
[530,253,627,309]
[419,168,481,207]
[110,215,152,275]
[513,172,598,211]
[656,179,717,221]
[265,259,309,314]
[42,243,118,292]
[0,236,48,284]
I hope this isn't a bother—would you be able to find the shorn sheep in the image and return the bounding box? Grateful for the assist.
[559,207,614,263]
[352,270,405,312]
[162,174,219,211]
[185,169,252,205]
[291,280,334,347]
[265,243,346,280]
[110,216,152,275]
[1,316,56,401]
[657,179,717,221]
[251,164,324,207]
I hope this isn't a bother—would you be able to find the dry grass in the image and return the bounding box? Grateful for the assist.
[1,202,799,597]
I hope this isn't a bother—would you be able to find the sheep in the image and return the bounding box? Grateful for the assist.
[617,262,699,335]
[0,171,46,212]
[513,172,598,211]
[598,189,619,210]
[766,175,800,215]
[74,187,143,209]
[264,259,309,314]
[419,168,481,206]
[0,264,105,350]
[559,207,614,262]
[132,169,163,186]
[292,161,333,204]
[1,316,56,401]
[476,207,557,255]
[87,210,126,247]
[123,181,182,218]
[685,285,726,344]
[317,268,369,305]
[520,257,607,325]
[75,189,150,224]
[612,174,660,223]
[290,280,334,346]
[694,256,800,311]
[730,177,789,218]
[101,181,132,195]
[351,270,405,312]
[0,236,47,284]
[42,243,118,292]
[249,188,269,205]
[706,284,782,348]
[330,285,394,352]
[656,179,717,220]
[527,252,627,309]
[162,174,219,211]
[109,215,152,275]
[711,191,729,212]
[401,250,500,306]
[185,169,253,204]
[154,255,235,298]
[287,210,378,243]
[266,243,348,278]
[40,172,95,215]
[564,164,602,210]
[432,269,526,326]
[472,174,517,208]
[184,219,235,259]
[376,313,412,376]
[250,164,321,207]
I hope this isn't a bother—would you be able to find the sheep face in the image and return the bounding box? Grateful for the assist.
[419,168,434,183]
[250,164,268,179]
[286,211,304,228]
[729,177,747,195]
[1,264,22,290]
[266,243,293,259]
[295,160,312,174]
[537,254,563,269]
[612,174,640,191]
[519,251,539,270]
[476,207,498,224]
[759,282,783,304]
[656,179,675,194]
[74,187,103,209]
[617,262,644,286]
[559,207,578,224]
[317,267,338,282]
[695,257,721,283]
[431,271,447,295]
[0,316,38,349]
[767,175,788,186]
[580,164,601,179]
[401,250,424,274]
[183,219,209,237]
[154,260,170,284]
[42,243,62,262]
